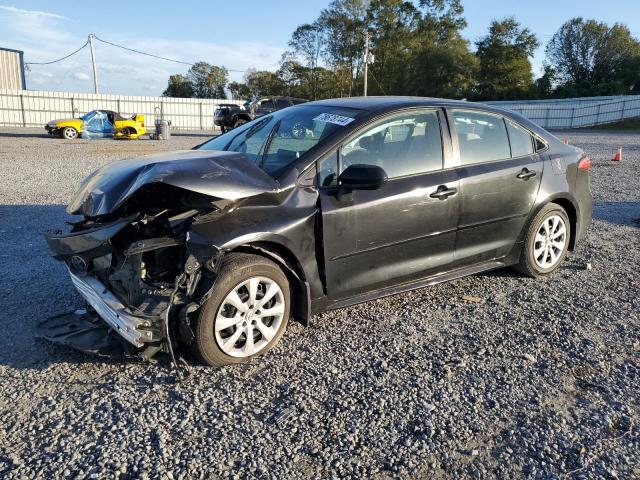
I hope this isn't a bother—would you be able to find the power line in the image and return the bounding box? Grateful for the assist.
[93,35,194,66]
[92,35,250,73]
[24,41,88,65]
[369,70,386,95]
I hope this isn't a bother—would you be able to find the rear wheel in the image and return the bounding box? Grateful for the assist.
[233,118,248,129]
[516,203,570,277]
[192,253,290,367]
[123,127,138,139]
[61,127,78,140]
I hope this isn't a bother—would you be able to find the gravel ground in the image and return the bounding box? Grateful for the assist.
[0,128,638,479]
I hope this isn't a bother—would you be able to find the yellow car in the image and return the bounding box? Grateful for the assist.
[45,110,146,140]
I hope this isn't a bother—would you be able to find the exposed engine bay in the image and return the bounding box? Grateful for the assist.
[41,182,236,360]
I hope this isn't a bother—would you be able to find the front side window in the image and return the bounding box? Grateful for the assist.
[506,120,534,157]
[339,110,443,179]
[452,110,511,165]
[198,105,362,177]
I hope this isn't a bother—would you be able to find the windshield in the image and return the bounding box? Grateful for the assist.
[198,105,362,177]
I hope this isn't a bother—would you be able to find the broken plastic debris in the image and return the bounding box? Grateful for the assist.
[271,406,296,425]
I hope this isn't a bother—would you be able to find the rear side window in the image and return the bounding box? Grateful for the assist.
[452,110,510,165]
[506,120,534,157]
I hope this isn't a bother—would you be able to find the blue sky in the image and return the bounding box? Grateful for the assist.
[1,1,639,95]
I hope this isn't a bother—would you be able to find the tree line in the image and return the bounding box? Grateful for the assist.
[163,0,640,101]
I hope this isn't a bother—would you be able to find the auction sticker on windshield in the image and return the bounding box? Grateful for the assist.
[313,113,355,126]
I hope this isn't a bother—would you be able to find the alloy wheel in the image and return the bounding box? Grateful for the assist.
[533,214,567,269]
[63,128,78,139]
[214,276,285,358]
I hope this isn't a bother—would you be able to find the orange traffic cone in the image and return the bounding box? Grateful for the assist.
[612,146,622,162]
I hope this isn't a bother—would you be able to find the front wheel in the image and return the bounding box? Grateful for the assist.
[516,204,570,277]
[61,127,78,140]
[191,253,290,367]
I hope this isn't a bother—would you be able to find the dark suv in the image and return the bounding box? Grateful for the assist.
[214,97,307,132]
[44,97,592,367]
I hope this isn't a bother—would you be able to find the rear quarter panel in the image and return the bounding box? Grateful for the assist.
[530,143,593,246]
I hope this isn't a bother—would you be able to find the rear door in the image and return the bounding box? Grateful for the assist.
[448,109,543,266]
[318,109,459,299]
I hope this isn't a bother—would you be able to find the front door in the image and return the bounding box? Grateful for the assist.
[318,109,459,300]
[448,109,543,265]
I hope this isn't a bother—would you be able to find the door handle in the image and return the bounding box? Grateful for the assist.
[430,185,457,200]
[517,168,537,180]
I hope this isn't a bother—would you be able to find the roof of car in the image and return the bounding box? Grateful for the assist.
[298,96,548,136]
[305,96,480,110]
[302,96,533,126]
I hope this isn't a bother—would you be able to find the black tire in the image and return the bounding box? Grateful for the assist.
[61,127,78,140]
[191,253,290,367]
[515,203,571,278]
[233,118,248,129]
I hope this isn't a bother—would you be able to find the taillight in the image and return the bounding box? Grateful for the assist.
[578,157,591,170]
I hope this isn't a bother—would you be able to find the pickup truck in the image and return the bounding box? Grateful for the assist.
[214,96,307,132]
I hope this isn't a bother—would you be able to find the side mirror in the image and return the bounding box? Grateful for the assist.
[338,164,388,190]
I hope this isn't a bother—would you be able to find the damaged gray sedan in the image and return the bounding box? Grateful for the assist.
[43,97,592,366]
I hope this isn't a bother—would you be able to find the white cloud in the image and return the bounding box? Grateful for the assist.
[0,5,286,96]
[0,5,67,19]
[72,72,90,81]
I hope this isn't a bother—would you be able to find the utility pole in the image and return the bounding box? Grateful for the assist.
[88,34,99,94]
[363,31,369,97]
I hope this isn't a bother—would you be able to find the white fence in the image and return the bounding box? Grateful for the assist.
[0,89,243,131]
[1,89,639,131]
[486,95,640,129]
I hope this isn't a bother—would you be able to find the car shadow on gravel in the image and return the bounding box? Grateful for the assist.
[0,204,96,371]
[593,201,640,227]
[0,132,50,139]
[0,203,208,375]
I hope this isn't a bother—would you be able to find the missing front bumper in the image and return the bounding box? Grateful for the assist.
[68,269,162,347]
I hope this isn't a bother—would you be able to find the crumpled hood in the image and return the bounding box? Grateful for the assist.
[67,149,279,217]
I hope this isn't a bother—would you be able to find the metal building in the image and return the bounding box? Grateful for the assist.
[0,47,26,90]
